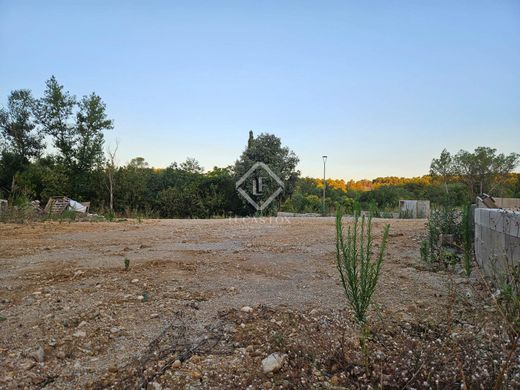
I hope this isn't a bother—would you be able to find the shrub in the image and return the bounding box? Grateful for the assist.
[461,203,473,276]
[489,259,520,336]
[105,210,116,222]
[335,210,390,324]
[421,205,462,267]
[367,200,381,218]
[399,208,415,219]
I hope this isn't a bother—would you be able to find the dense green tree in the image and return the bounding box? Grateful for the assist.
[234,132,299,213]
[453,147,519,198]
[203,166,243,216]
[0,89,43,160]
[430,147,520,200]
[157,179,205,218]
[180,157,203,174]
[0,90,43,196]
[114,158,152,213]
[128,157,149,169]
[16,157,71,204]
[0,151,31,197]
[36,77,113,179]
[430,148,453,194]
[36,76,77,167]
[75,93,113,172]
[514,175,520,198]
[359,185,412,209]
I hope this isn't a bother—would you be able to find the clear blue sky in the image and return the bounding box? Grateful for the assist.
[1,0,519,179]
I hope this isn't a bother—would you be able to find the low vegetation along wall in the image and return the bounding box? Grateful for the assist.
[475,208,520,276]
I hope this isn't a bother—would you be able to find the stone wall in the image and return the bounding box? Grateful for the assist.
[474,208,520,276]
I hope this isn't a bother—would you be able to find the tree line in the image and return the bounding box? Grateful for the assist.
[0,80,299,217]
[1,77,519,218]
[284,147,519,215]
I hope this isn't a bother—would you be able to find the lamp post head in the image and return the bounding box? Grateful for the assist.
[322,155,327,163]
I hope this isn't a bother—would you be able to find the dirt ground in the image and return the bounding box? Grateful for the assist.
[0,217,518,389]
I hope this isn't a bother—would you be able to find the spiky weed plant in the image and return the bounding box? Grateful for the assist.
[336,210,390,324]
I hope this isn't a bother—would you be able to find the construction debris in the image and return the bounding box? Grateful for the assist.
[399,200,430,218]
[44,196,90,215]
[476,194,497,208]
[0,199,7,215]
[477,194,520,210]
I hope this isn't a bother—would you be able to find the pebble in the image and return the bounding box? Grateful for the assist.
[261,353,287,373]
[241,306,253,313]
[73,330,86,338]
[151,382,162,390]
[190,370,202,379]
[150,313,159,318]
[172,359,182,368]
[131,279,139,283]
[21,360,35,370]
[29,346,45,363]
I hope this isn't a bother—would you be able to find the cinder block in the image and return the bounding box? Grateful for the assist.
[480,209,490,229]
[474,209,481,225]
[505,235,520,263]
[504,213,520,238]
[474,208,520,276]
[489,210,504,233]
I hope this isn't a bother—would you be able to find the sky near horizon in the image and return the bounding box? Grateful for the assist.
[1,0,519,180]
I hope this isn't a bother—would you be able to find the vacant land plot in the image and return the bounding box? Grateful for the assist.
[0,218,517,389]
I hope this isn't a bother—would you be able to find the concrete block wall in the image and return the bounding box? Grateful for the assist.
[474,208,520,276]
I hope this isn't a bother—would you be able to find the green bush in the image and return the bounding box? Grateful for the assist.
[421,205,462,266]
[420,203,476,275]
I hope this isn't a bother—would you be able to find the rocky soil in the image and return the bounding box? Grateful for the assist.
[0,217,518,389]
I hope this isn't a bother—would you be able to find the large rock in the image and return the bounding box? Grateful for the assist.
[261,353,287,373]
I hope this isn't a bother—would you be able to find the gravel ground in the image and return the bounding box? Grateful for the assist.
[0,217,518,389]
